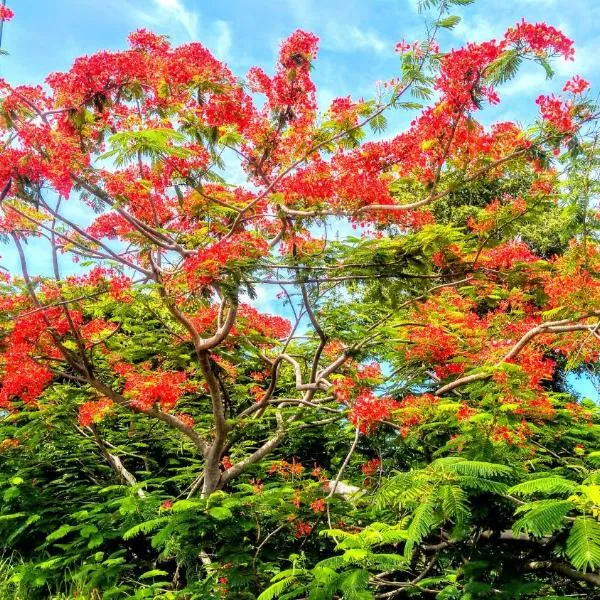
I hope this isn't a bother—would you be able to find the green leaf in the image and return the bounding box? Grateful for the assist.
[435,15,461,30]
[485,50,522,86]
[171,499,202,512]
[209,506,233,520]
[513,500,574,536]
[123,517,169,540]
[258,576,299,600]
[139,569,169,580]
[0,512,26,521]
[340,569,373,599]
[46,524,77,542]
[342,549,369,562]
[536,56,555,80]
[509,477,579,497]
[566,516,600,571]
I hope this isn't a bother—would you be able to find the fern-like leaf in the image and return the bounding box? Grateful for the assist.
[566,516,600,572]
[122,517,169,540]
[512,500,573,537]
[508,477,578,497]
[404,499,437,558]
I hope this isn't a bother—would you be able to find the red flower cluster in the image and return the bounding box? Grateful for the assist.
[405,326,457,364]
[563,75,590,95]
[238,304,292,340]
[78,398,115,427]
[480,241,539,269]
[268,458,304,478]
[361,458,381,477]
[349,390,400,434]
[294,520,312,538]
[0,307,85,407]
[114,363,195,411]
[536,94,576,133]
[328,96,361,126]
[0,5,14,21]
[184,233,268,288]
[504,20,574,60]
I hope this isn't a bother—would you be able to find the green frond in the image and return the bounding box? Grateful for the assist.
[508,477,579,497]
[439,484,470,525]
[566,516,600,572]
[512,500,574,537]
[404,499,437,558]
[446,460,513,478]
[257,576,299,600]
[340,569,372,600]
[122,517,169,540]
[459,476,508,494]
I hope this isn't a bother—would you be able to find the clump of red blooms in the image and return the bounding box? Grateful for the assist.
[0,5,13,21]
[268,458,305,478]
[113,362,197,412]
[78,398,114,427]
[563,75,590,95]
[184,233,269,289]
[361,458,381,478]
[0,438,20,452]
[294,520,312,538]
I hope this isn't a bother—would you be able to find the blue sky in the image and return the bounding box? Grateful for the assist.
[0,0,598,400]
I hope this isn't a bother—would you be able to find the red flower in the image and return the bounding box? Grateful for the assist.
[361,458,381,477]
[536,94,575,133]
[456,403,475,422]
[349,391,400,434]
[0,5,14,22]
[294,520,312,538]
[563,75,590,95]
[78,398,114,427]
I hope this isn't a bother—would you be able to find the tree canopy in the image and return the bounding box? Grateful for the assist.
[0,1,599,598]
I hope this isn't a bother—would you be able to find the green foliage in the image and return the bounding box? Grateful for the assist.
[566,516,600,572]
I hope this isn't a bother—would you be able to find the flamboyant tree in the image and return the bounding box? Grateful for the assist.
[0,0,599,598]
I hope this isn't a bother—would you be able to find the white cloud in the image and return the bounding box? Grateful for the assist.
[323,23,390,54]
[122,0,235,62]
[555,45,599,77]
[212,20,232,61]
[452,15,501,44]
[153,0,199,39]
[500,71,547,97]
[317,87,336,112]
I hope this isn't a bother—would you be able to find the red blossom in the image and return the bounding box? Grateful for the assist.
[78,398,114,427]
[563,75,590,94]
[361,458,381,477]
[504,20,574,61]
[349,390,400,434]
[294,520,312,538]
[0,5,14,22]
[536,94,575,133]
